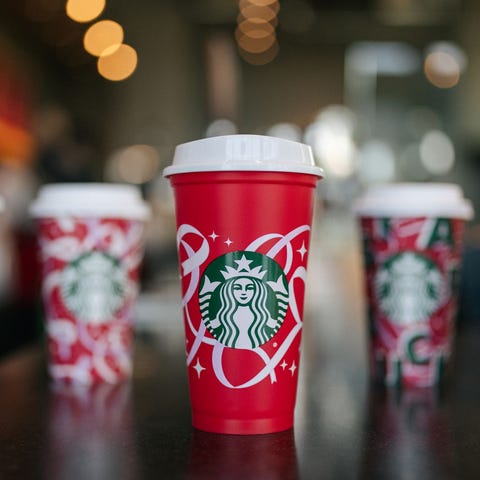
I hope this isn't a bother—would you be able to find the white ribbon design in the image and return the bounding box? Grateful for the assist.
[42,218,143,383]
[179,224,310,389]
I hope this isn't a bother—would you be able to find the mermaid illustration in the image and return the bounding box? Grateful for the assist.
[199,253,289,349]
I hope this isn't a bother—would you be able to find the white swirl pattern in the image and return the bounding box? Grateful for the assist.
[42,218,144,384]
[178,224,309,389]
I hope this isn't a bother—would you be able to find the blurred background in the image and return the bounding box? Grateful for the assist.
[1,0,480,356]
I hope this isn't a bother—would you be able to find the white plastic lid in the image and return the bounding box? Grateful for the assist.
[163,134,324,177]
[29,183,151,220]
[353,183,473,219]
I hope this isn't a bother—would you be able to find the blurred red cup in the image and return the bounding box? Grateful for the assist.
[353,183,473,387]
[164,135,323,434]
[30,183,150,384]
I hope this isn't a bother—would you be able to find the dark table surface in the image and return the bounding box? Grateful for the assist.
[1,318,480,480]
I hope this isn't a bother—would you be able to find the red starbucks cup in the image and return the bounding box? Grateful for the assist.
[354,183,473,387]
[30,184,150,384]
[164,135,323,434]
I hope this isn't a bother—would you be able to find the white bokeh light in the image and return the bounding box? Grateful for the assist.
[419,130,455,175]
[106,145,160,184]
[358,140,396,183]
[304,106,358,177]
[206,118,238,137]
[266,123,302,142]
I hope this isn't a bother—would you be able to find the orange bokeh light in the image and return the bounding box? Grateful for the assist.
[424,51,460,88]
[84,20,124,57]
[66,0,105,23]
[97,44,138,81]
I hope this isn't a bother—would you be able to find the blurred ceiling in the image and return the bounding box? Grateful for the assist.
[0,0,465,68]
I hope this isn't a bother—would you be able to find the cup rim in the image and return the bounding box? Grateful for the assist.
[29,182,151,220]
[352,182,474,220]
[163,134,324,178]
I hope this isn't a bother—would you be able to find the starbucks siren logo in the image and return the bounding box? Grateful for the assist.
[375,251,444,325]
[199,251,289,349]
[60,251,128,324]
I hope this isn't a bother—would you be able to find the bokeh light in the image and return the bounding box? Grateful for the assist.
[107,145,160,184]
[237,31,276,54]
[266,123,302,142]
[347,41,420,76]
[242,0,279,9]
[236,0,280,65]
[304,106,358,178]
[84,20,124,57]
[97,44,138,81]
[66,0,105,23]
[424,52,460,88]
[424,42,466,89]
[236,18,275,38]
[238,5,278,25]
[238,41,279,65]
[419,130,455,175]
[206,118,238,137]
[358,140,396,183]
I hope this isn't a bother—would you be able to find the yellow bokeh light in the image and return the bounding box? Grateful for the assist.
[84,20,124,57]
[424,51,460,89]
[237,31,276,54]
[239,4,279,22]
[66,0,105,23]
[97,44,138,81]
[236,18,275,40]
[238,13,278,28]
[239,0,280,15]
[113,145,160,184]
[239,40,279,65]
[245,0,279,8]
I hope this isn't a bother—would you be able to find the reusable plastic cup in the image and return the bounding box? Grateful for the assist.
[30,184,150,384]
[164,134,323,434]
[353,183,473,387]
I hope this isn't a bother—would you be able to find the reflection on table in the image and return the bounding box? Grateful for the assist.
[46,382,137,479]
[188,430,299,480]
[361,386,456,479]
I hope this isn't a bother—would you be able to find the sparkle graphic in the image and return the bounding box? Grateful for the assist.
[224,238,233,247]
[193,358,206,378]
[209,231,219,241]
[297,242,307,261]
[280,360,288,370]
[273,342,278,348]
[289,361,297,375]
